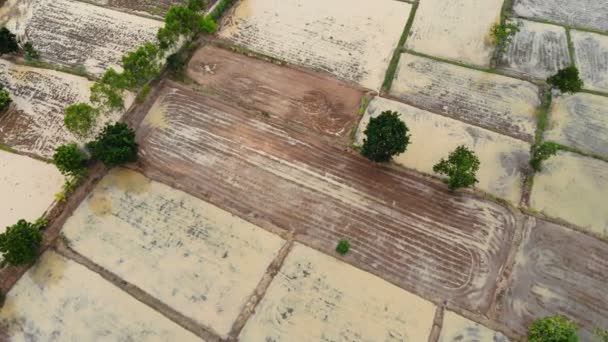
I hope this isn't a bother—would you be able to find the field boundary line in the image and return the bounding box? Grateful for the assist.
[428,304,445,342]
[511,15,608,37]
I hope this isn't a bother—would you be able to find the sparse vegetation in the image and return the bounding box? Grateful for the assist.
[433,145,480,190]
[0,219,45,266]
[23,42,40,61]
[0,27,19,55]
[53,143,89,177]
[336,239,350,255]
[530,142,560,172]
[595,328,608,342]
[528,315,579,342]
[87,122,138,166]
[361,111,410,163]
[0,84,11,112]
[547,66,584,93]
[490,21,519,55]
[136,84,152,103]
[209,0,236,21]
[64,103,99,138]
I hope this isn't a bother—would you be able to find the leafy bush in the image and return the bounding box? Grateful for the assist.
[53,143,89,177]
[0,27,19,55]
[121,43,161,88]
[0,219,45,266]
[361,111,410,162]
[528,315,579,342]
[87,122,138,166]
[490,21,519,54]
[64,103,99,138]
[0,84,11,112]
[23,42,39,61]
[199,16,218,33]
[548,66,584,93]
[209,0,235,21]
[336,239,350,255]
[186,0,205,11]
[433,145,480,190]
[530,142,560,172]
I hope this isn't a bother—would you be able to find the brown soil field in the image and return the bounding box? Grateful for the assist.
[496,217,608,340]
[187,45,365,139]
[134,82,519,314]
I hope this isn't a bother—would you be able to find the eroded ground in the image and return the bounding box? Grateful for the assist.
[497,217,608,341]
[0,150,63,232]
[187,45,365,138]
[239,243,436,341]
[135,82,518,313]
[391,53,540,141]
[355,97,530,204]
[219,0,412,89]
[62,168,285,338]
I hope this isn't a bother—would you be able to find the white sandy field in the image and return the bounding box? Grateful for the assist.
[571,30,608,93]
[439,311,510,342]
[239,243,436,341]
[0,150,63,233]
[62,168,285,338]
[530,151,608,236]
[500,19,571,79]
[545,93,608,159]
[0,251,202,341]
[219,0,412,90]
[406,0,503,66]
[356,97,530,204]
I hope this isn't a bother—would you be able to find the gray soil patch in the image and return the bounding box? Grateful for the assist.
[571,30,608,93]
[512,0,608,33]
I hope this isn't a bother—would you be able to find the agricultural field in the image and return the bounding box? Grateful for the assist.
[571,30,608,93]
[512,0,608,33]
[82,0,186,17]
[218,0,412,89]
[0,150,63,232]
[406,0,504,66]
[439,311,510,342]
[2,0,162,75]
[355,97,530,204]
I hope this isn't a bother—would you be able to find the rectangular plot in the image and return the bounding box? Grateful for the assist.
[530,151,608,236]
[391,53,540,141]
[405,0,503,66]
[62,168,285,338]
[499,19,571,79]
[439,311,510,342]
[513,0,608,33]
[5,0,162,75]
[497,218,608,341]
[239,243,436,342]
[571,30,608,93]
[82,0,185,17]
[355,97,530,204]
[545,93,608,159]
[0,150,63,233]
[0,60,125,158]
[187,45,365,138]
[0,251,201,341]
[218,0,412,90]
[137,83,518,313]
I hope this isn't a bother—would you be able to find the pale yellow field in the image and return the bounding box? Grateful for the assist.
[439,311,510,342]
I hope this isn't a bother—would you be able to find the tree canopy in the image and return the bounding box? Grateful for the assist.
[86,122,138,166]
[433,145,480,190]
[362,110,410,163]
[0,27,18,55]
[0,219,44,266]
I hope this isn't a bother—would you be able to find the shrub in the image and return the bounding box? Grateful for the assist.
[528,315,579,342]
[0,85,11,112]
[158,5,201,48]
[595,328,608,342]
[0,27,19,55]
[210,0,235,21]
[87,122,138,166]
[121,43,161,88]
[530,142,560,172]
[64,103,99,138]
[23,42,39,61]
[199,16,218,33]
[433,145,480,190]
[53,143,89,177]
[336,239,350,255]
[0,219,45,266]
[548,66,584,93]
[186,0,205,11]
[490,21,519,54]
[90,82,125,111]
[361,111,410,162]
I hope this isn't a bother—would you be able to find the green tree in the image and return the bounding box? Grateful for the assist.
[433,145,480,190]
[530,142,560,172]
[528,315,579,342]
[121,43,161,88]
[64,103,99,138]
[53,143,89,177]
[87,122,138,166]
[361,111,410,162]
[157,6,201,48]
[0,84,11,112]
[0,27,19,55]
[548,66,584,93]
[0,219,45,266]
[199,16,218,33]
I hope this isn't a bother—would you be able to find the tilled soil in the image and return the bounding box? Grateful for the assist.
[135,83,519,313]
[187,45,366,139]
